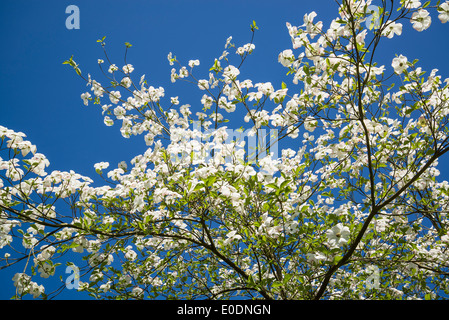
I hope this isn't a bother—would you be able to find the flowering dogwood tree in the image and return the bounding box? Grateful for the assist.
[2,0,449,300]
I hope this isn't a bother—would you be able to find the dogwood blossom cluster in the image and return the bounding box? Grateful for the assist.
[1,0,449,300]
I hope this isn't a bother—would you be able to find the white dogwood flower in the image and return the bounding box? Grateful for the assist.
[326,223,350,249]
[438,2,449,23]
[411,9,432,31]
[392,55,408,74]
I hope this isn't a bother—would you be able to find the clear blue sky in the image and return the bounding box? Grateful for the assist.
[1,0,449,299]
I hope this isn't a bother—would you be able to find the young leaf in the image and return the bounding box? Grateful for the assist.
[281,81,287,89]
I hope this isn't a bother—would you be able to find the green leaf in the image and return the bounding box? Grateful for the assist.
[283,273,293,285]
[333,255,343,264]
[247,274,256,287]
[205,175,217,188]
[62,55,74,65]
[266,183,278,189]
[279,179,290,191]
[250,20,259,31]
[281,81,287,89]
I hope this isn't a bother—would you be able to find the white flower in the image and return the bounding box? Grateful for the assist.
[81,92,91,106]
[170,96,179,105]
[236,43,255,55]
[104,116,114,126]
[355,29,368,47]
[230,192,240,202]
[132,287,144,299]
[224,36,233,49]
[179,66,188,78]
[102,104,111,115]
[382,22,402,39]
[196,112,207,120]
[219,50,229,60]
[170,68,178,83]
[223,65,240,83]
[304,116,318,132]
[113,106,126,119]
[326,223,350,249]
[307,252,328,264]
[259,155,279,176]
[392,55,408,74]
[218,96,235,113]
[198,79,209,90]
[124,246,137,261]
[118,161,128,172]
[201,94,214,109]
[94,162,109,172]
[35,245,55,262]
[90,80,104,97]
[37,263,54,278]
[188,59,200,68]
[108,64,118,73]
[411,9,432,32]
[103,216,115,224]
[438,2,449,23]
[120,77,132,88]
[12,273,44,298]
[303,11,316,27]
[278,49,295,67]
[239,79,253,89]
[224,230,242,245]
[167,52,175,65]
[123,64,134,74]
[226,230,241,240]
[109,91,121,104]
[303,11,322,38]
[220,185,231,197]
[255,82,274,96]
[139,74,146,85]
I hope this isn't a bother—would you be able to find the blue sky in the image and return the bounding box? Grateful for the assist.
[1,0,449,299]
